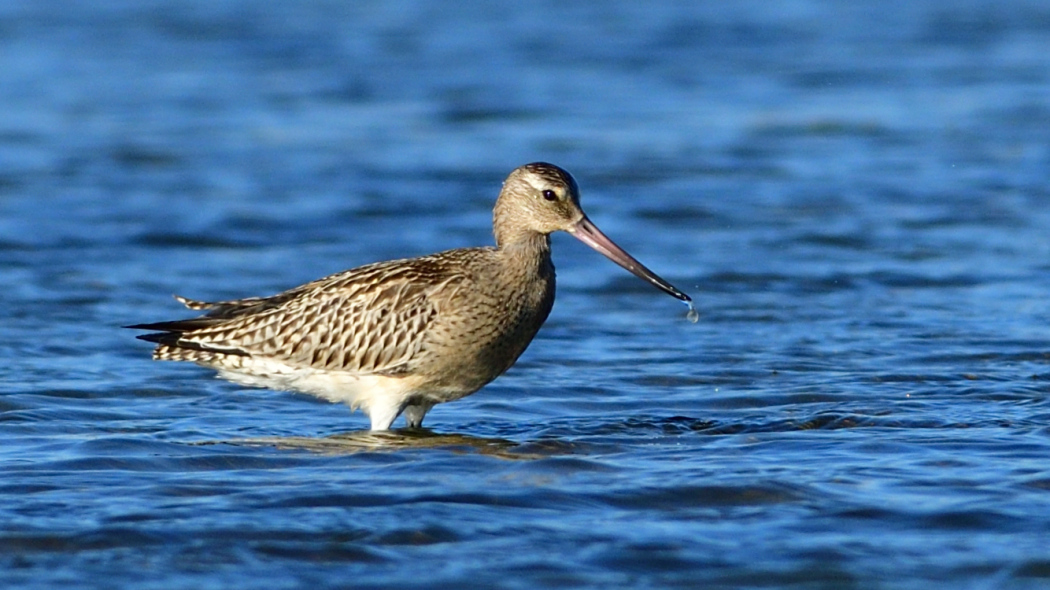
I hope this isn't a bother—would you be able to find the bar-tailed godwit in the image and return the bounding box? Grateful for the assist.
[129,163,691,430]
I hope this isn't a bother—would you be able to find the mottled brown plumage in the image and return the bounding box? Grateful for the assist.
[128,162,690,430]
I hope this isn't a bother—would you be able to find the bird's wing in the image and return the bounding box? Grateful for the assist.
[132,257,466,375]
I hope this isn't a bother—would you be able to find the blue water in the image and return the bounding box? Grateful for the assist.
[3,1,1050,588]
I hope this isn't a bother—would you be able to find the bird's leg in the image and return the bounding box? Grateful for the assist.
[367,400,403,431]
[402,402,434,429]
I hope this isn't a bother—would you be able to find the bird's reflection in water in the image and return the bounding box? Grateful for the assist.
[206,428,582,460]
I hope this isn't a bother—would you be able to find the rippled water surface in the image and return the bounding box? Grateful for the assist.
[3,1,1050,588]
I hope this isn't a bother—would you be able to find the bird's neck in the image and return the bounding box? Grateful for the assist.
[496,231,553,277]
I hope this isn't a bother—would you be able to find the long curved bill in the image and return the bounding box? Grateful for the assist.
[568,216,691,302]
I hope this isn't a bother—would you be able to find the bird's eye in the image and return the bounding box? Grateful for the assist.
[542,189,557,201]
